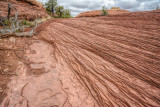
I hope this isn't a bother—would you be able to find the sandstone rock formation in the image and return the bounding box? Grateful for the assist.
[0,10,160,107]
[76,7,129,17]
[0,0,49,21]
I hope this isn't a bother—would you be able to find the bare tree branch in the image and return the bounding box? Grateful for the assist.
[0,3,39,38]
[0,20,5,27]
[0,12,6,27]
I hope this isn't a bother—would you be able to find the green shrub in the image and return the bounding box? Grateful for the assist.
[45,0,57,17]
[44,0,72,18]
[4,19,10,26]
[102,6,108,16]
[22,20,34,27]
[2,19,34,28]
[16,29,20,33]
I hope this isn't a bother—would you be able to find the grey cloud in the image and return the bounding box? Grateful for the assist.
[144,1,160,10]
[113,0,160,12]
[70,4,89,9]
[136,0,152,2]
[115,0,140,9]
[56,0,105,16]
[38,0,160,17]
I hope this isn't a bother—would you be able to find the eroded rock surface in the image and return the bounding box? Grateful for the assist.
[0,10,160,107]
[1,41,97,107]
[0,0,49,20]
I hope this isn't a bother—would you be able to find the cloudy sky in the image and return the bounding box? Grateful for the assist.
[38,0,160,17]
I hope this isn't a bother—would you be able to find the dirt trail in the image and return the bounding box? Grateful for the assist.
[0,10,160,107]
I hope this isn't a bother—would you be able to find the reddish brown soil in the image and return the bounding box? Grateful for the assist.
[76,8,129,17]
[0,10,160,107]
[0,0,49,20]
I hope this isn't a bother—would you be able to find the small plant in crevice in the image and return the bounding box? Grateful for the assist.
[101,6,108,16]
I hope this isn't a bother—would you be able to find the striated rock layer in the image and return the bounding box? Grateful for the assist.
[0,10,160,107]
[0,0,49,20]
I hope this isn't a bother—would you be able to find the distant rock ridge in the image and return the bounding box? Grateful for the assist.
[76,7,129,17]
[0,0,49,21]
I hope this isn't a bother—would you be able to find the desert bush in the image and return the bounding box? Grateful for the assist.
[55,6,64,17]
[1,18,34,28]
[0,3,39,38]
[63,9,72,18]
[102,6,108,16]
[44,0,72,18]
[45,0,57,17]
[55,6,72,18]
[22,20,35,27]
[3,19,10,26]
